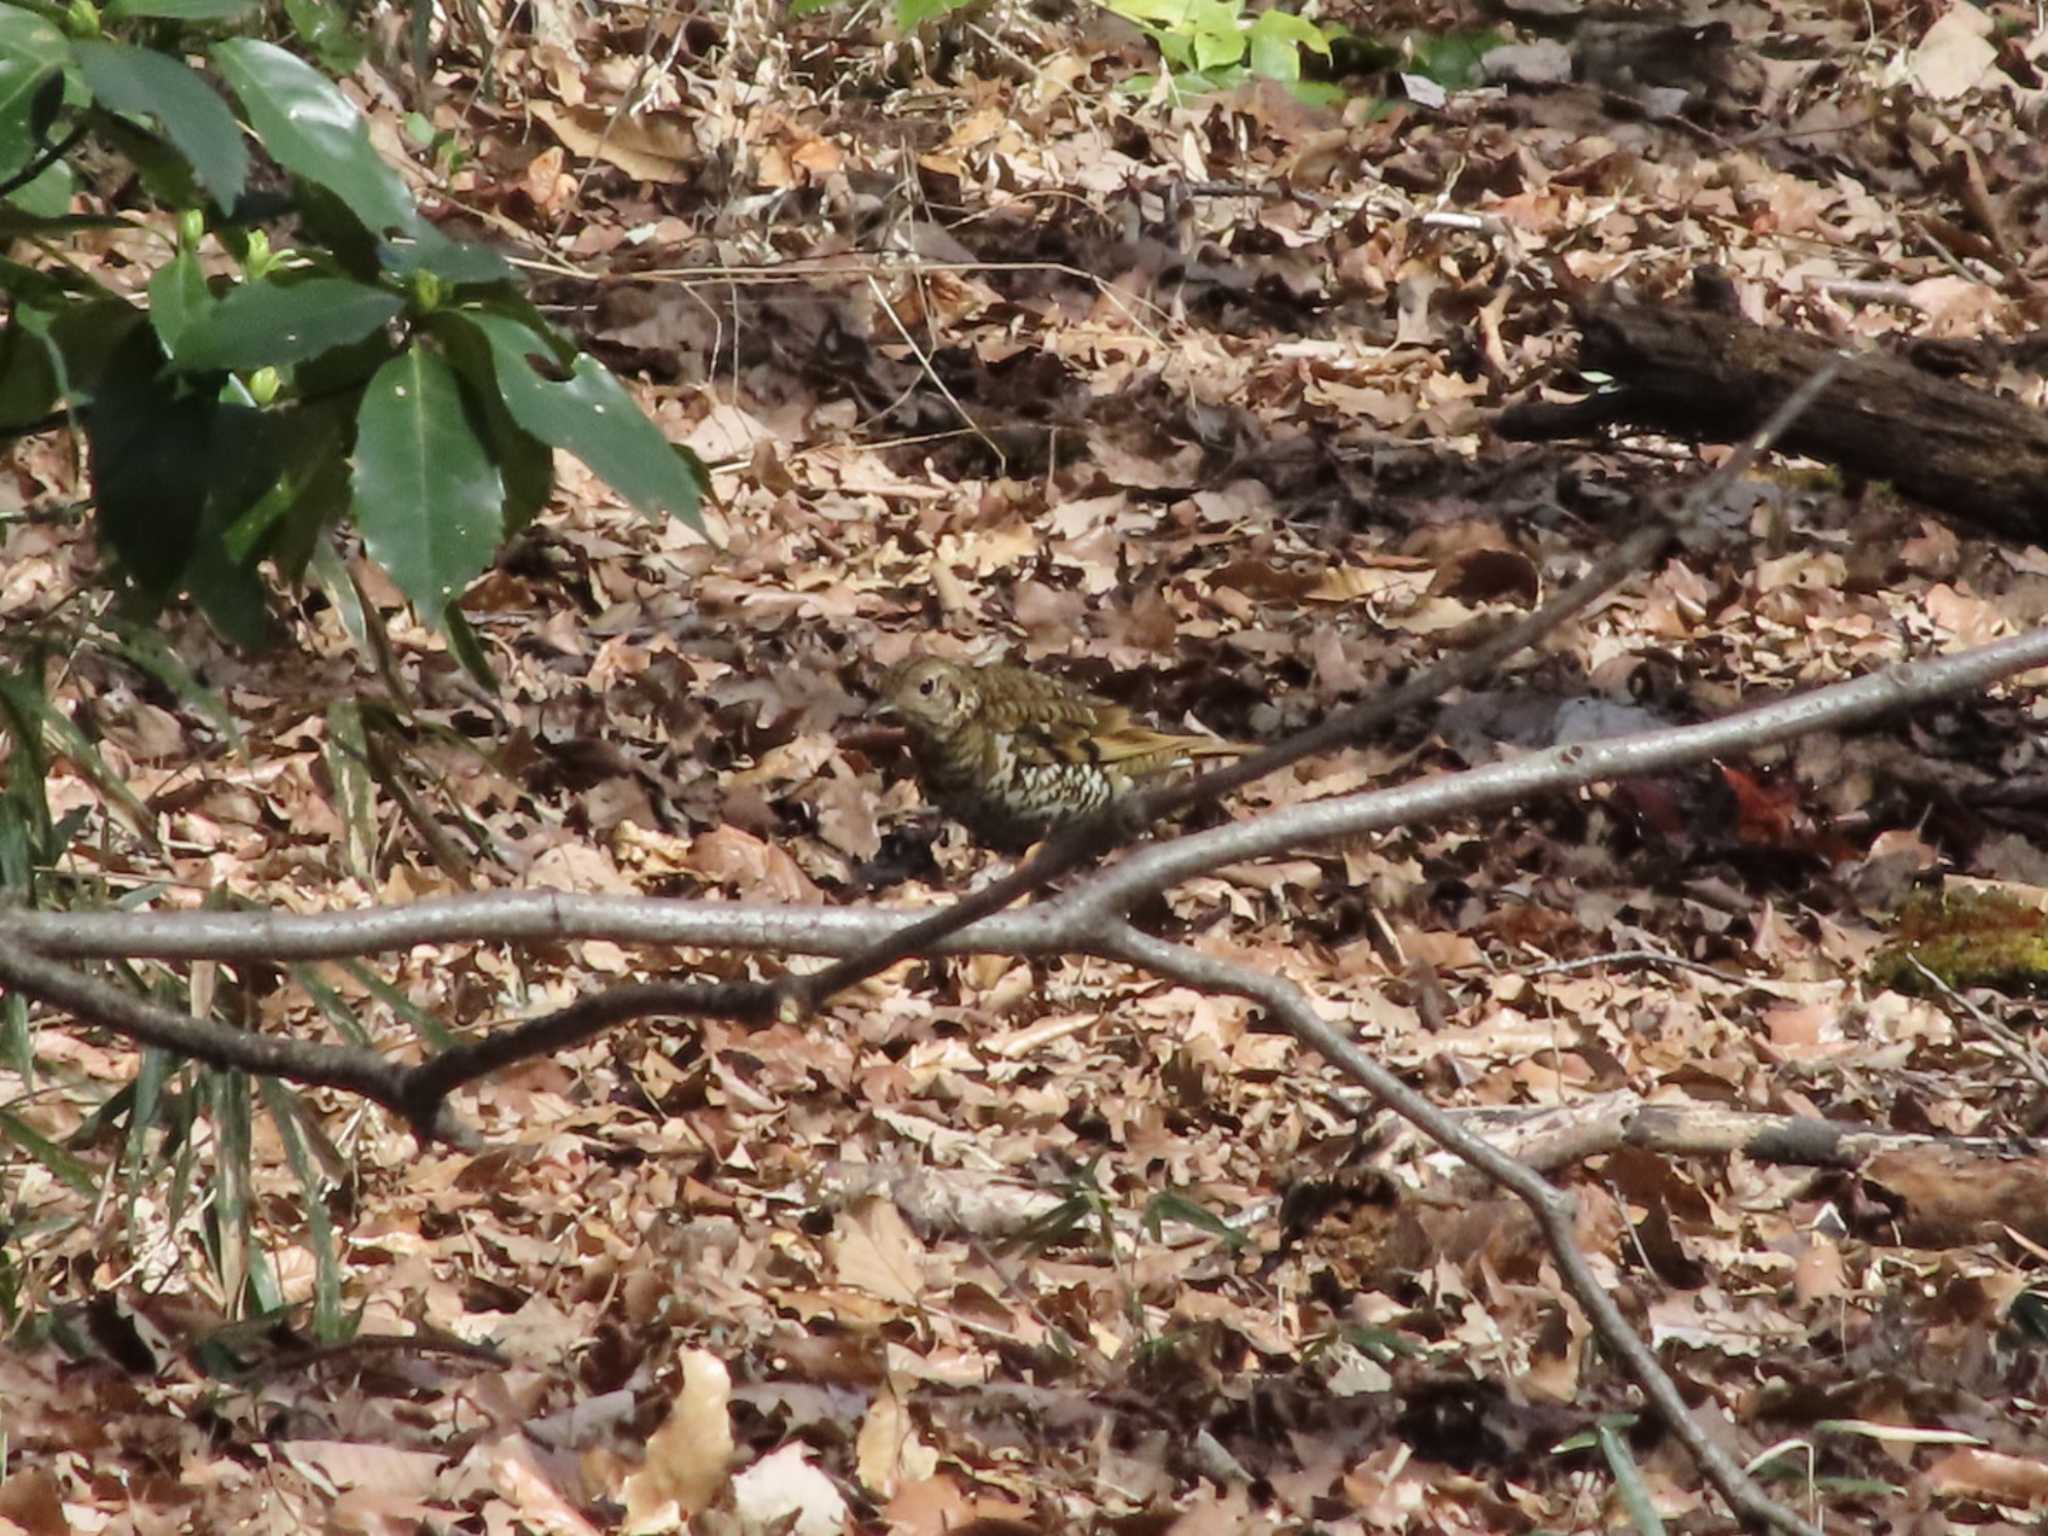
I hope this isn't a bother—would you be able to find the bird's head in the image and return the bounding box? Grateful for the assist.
[880,658,977,738]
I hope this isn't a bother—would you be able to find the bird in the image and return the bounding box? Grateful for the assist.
[878,657,1252,850]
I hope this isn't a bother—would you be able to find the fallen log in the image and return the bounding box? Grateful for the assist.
[1498,271,2048,545]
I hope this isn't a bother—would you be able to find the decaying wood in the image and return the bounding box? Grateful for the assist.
[1378,1095,2048,1249]
[1498,280,2048,545]
[1380,1095,2025,1173]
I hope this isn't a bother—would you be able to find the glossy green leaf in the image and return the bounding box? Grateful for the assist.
[0,33,60,196]
[209,39,416,237]
[170,276,404,372]
[436,308,551,534]
[4,153,70,217]
[264,430,352,581]
[0,9,67,179]
[220,399,348,564]
[351,344,504,618]
[147,248,213,358]
[377,221,512,286]
[281,0,363,75]
[73,40,248,208]
[4,293,141,426]
[105,0,258,20]
[447,308,703,532]
[183,420,283,649]
[87,325,209,601]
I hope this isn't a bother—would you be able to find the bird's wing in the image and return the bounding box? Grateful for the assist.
[1016,714,1247,771]
[1006,714,1111,769]
[1086,723,1250,768]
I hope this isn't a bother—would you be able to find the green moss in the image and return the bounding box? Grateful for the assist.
[1867,887,2048,995]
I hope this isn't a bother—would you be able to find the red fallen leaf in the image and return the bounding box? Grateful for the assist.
[1719,765,1861,861]
[1612,775,1689,837]
[1721,764,1805,847]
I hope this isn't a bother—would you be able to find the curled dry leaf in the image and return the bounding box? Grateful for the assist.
[619,1348,735,1530]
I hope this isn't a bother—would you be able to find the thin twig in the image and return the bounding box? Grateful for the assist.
[1522,949,1752,986]
[1906,957,2048,1096]
[1087,917,1822,1536]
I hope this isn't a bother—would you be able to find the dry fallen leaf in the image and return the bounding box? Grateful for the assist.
[619,1349,736,1530]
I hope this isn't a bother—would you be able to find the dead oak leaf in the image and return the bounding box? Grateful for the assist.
[619,1348,735,1528]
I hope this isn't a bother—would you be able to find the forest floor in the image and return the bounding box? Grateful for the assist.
[8,0,2048,1529]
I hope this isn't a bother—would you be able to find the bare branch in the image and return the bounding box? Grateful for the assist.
[13,620,2047,969]
[1056,622,2048,920]
[0,933,461,1141]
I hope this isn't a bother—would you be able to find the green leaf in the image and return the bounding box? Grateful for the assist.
[4,150,71,216]
[1596,1419,1666,1535]
[207,1068,262,1311]
[894,0,972,25]
[436,307,551,533]
[350,343,504,618]
[1141,1190,1249,1249]
[146,247,213,358]
[262,424,352,581]
[323,697,377,881]
[0,644,159,836]
[1189,2,1247,70]
[1105,0,1194,26]
[219,398,348,565]
[0,9,67,179]
[4,293,141,429]
[337,955,456,1052]
[1289,79,1349,107]
[0,309,58,426]
[287,960,373,1048]
[444,308,704,533]
[170,276,405,372]
[86,324,209,602]
[1408,27,1504,89]
[281,0,363,75]
[1247,9,1328,79]
[105,0,259,19]
[72,40,248,208]
[257,1077,346,1341]
[0,1111,98,1197]
[209,38,416,237]
[377,222,513,286]
[442,604,498,691]
[188,388,291,543]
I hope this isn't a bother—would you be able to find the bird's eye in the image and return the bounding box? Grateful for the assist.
[919,677,936,696]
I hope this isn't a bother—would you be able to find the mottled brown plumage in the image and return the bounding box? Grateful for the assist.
[880,658,1251,850]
